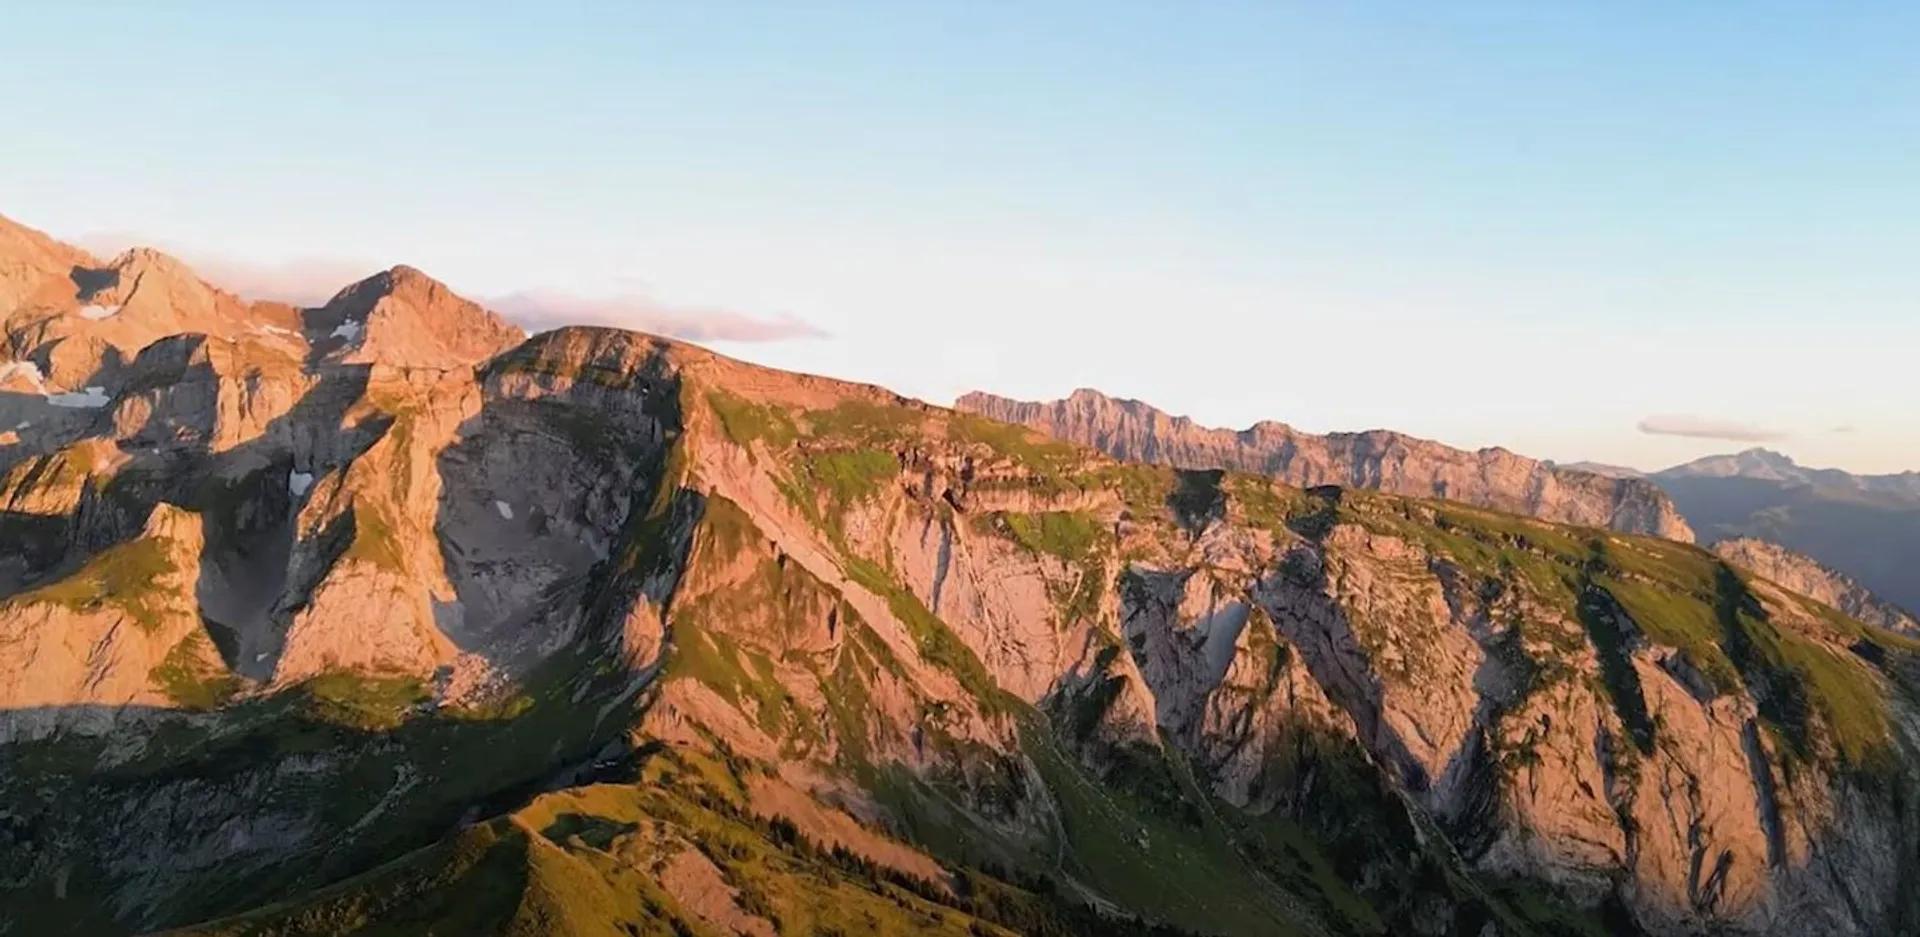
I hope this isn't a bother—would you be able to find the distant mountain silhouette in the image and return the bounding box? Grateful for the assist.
[1653,448,1920,613]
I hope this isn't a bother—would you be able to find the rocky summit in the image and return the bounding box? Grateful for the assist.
[4,212,1920,937]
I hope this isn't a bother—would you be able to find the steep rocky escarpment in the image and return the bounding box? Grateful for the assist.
[4,217,1920,937]
[1711,537,1917,634]
[956,388,1696,542]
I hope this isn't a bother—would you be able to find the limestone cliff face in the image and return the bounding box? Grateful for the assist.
[1713,537,1918,635]
[5,218,1920,937]
[0,502,229,743]
[956,388,1696,542]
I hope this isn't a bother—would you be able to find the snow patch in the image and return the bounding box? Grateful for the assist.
[47,386,111,409]
[3,364,111,409]
[288,471,315,497]
[495,500,514,520]
[1199,603,1252,679]
[252,323,301,338]
[0,361,48,392]
[78,304,122,320]
[329,319,364,341]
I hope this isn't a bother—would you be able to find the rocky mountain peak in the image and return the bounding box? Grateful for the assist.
[384,262,436,286]
[86,246,242,327]
[326,263,455,312]
[1063,386,1145,410]
[104,245,197,280]
[319,264,444,317]
[2,233,269,393]
[316,264,525,370]
[1663,448,1803,481]
[1727,447,1801,475]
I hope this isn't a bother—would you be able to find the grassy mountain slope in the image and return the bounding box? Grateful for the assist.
[163,748,1197,937]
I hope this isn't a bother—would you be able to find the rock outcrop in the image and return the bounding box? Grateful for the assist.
[957,388,1697,542]
[1712,537,1918,635]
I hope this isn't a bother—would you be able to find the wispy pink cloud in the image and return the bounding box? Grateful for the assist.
[178,256,376,307]
[487,289,827,343]
[75,233,374,306]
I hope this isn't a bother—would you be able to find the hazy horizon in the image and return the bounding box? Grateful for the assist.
[5,3,1916,473]
[12,213,1899,479]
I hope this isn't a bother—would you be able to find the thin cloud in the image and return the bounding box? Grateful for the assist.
[71,231,146,262]
[1637,414,1786,443]
[180,256,375,307]
[1831,424,1857,434]
[488,289,827,343]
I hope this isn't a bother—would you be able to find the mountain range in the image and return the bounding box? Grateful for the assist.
[954,390,1697,541]
[958,392,1919,630]
[4,210,1920,937]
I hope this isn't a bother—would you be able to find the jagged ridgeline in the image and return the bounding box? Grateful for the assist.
[3,223,1920,936]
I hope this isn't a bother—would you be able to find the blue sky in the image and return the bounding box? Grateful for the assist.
[3,2,1916,472]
